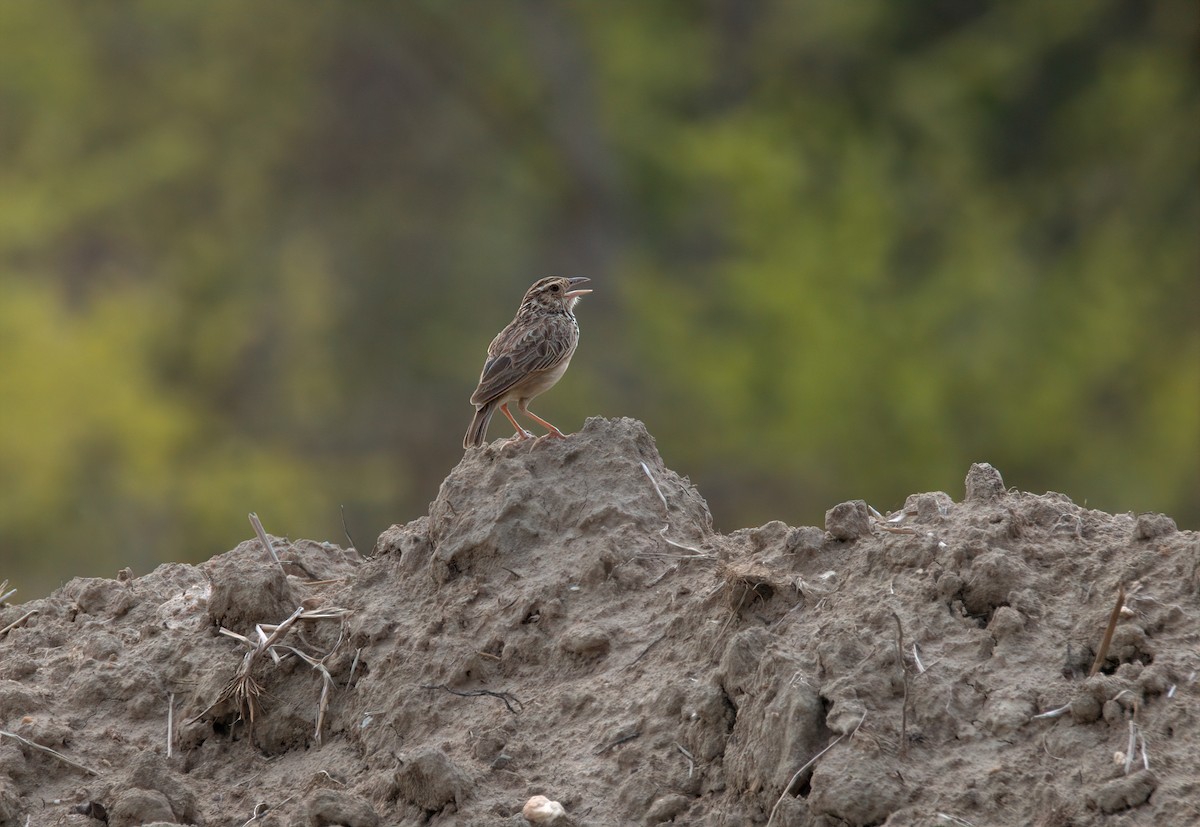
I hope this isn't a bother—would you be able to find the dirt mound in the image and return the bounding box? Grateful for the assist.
[1,417,1197,826]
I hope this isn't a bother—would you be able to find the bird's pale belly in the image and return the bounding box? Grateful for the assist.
[502,355,573,404]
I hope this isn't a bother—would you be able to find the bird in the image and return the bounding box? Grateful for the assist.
[464,276,592,449]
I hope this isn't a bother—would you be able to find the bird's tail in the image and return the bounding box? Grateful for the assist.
[464,404,495,449]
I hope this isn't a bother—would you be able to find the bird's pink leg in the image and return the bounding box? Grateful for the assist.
[518,401,566,440]
[500,403,535,440]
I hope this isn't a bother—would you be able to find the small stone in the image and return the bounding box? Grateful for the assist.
[1069,692,1102,724]
[643,793,690,825]
[523,795,568,825]
[1115,661,1143,681]
[205,557,296,634]
[559,624,612,658]
[0,788,20,825]
[1135,512,1176,540]
[107,789,175,827]
[1086,770,1156,813]
[988,606,1025,640]
[305,789,381,827]
[936,572,963,601]
[964,463,1006,503]
[906,491,953,523]
[749,520,790,552]
[961,550,1026,616]
[1109,624,1150,664]
[126,752,198,823]
[786,525,825,554]
[394,747,469,812]
[825,500,871,541]
[1137,663,1171,696]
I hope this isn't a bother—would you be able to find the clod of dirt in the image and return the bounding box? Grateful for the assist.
[808,752,906,826]
[123,752,198,824]
[964,461,1006,502]
[107,788,175,827]
[0,417,1197,826]
[1135,512,1177,540]
[305,789,381,827]
[962,548,1030,617]
[824,500,871,540]
[0,788,21,825]
[1087,769,1157,813]
[205,545,296,633]
[393,746,470,813]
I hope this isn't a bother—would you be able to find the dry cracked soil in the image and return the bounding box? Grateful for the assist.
[1,417,1198,826]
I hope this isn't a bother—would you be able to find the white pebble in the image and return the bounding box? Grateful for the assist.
[523,795,566,824]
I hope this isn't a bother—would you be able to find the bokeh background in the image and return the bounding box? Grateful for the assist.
[2,1,1197,601]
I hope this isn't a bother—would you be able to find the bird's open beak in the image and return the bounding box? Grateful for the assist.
[565,276,592,298]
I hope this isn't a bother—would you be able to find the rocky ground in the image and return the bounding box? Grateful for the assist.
[1,417,1197,826]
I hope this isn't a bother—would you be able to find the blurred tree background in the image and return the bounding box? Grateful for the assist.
[1,1,1196,600]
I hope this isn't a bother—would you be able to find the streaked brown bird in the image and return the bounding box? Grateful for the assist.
[464,276,592,449]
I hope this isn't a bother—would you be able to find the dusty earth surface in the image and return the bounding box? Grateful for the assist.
[1,417,1197,827]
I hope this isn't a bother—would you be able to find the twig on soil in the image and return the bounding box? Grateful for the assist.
[639,462,708,557]
[248,512,284,573]
[594,730,640,755]
[420,684,523,714]
[199,606,305,738]
[241,797,295,827]
[911,643,926,674]
[1040,735,1067,761]
[0,579,16,603]
[242,802,270,827]
[868,504,922,535]
[0,609,38,637]
[348,647,362,686]
[765,733,847,827]
[892,612,910,758]
[194,606,350,746]
[646,563,678,586]
[935,815,976,827]
[1088,583,1125,677]
[339,504,356,550]
[0,729,99,776]
[1031,703,1071,720]
[274,644,338,745]
[675,742,695,778]
[707,584,750,658]
[1123,717,1137,775]
[167,692,175,758]
[870,505,920,536]
[624,632,667,671]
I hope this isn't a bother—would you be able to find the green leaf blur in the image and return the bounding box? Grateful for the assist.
[1,2,1196,598]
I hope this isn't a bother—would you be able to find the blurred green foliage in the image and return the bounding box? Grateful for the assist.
[1,1,1196,600]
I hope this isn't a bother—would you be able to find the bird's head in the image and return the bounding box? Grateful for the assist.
[520,276,592,314]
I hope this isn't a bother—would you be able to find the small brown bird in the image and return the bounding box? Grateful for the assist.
[464,276,592,449]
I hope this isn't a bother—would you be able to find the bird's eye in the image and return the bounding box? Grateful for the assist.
[549,283,560,292]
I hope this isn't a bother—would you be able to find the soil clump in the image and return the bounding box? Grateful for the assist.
[1,417,1197,826]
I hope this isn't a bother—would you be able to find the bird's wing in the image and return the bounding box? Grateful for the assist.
[470,317,573,406]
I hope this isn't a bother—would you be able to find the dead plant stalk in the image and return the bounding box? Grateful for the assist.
[1089,583,1125,678]
[197,606,349,746]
